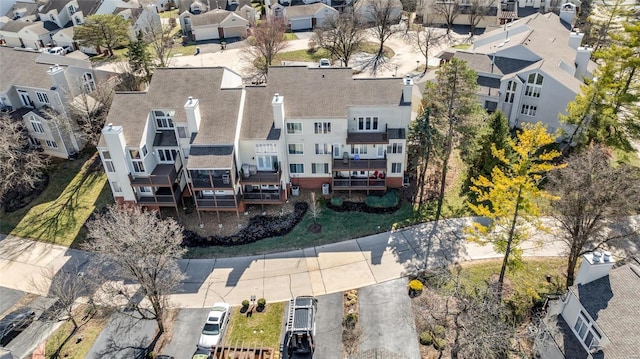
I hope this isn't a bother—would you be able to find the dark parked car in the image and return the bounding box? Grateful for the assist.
[0,307,35,346]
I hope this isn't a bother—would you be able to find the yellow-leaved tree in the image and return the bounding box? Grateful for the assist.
[466,122,566,299]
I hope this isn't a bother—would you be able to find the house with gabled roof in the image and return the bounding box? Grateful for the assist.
[279,3,338,31]
[452,12,596,136]
[537,253,640,358]
[0,47,117,159]
[179,8,249,41]
[97,66,413,219]
[0,19,60,49]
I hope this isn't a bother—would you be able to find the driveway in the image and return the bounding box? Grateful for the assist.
[86,311,157,359]
[313,292,343,359]
[160,308,210,358]
[357,278,420,359]
[0,287,25,315]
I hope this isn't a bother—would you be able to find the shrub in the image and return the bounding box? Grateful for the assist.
[345,290,358,306]
[408,279,424,292]
[242,300,250,307]
[432,325,446,338]
[343,313,358,328]
[330,197,344,207]
[257,298,266,307]
[433,338,446,351]
[419,332,433,345]
[365,191,400,208]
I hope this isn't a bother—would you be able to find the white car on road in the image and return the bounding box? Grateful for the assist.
[197,303,230,350]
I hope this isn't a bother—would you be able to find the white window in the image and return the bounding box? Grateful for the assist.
[141,145,148,157]
[36,92,49,104]
[520,104,537,117]
[387,143,403,154]
[257,155,277,171]
[18,90,32,107]
[358,116,379,131]
[312,163,329,174]
[574,312,601,350]
[154,110,174,129]
[177,126,188,138]
[111,181,122,193]
[315,144,330,155]
[129,149,145,173]
[524,73,543,98]
[157,149,178,163]
[391,162,402,173]
[82,73,96,93]
[255,143,277,153]
[50,14,55,22]
[102,151,115,172]
[333,144,341,158]
[46,140,58,148]
[314,122,331,134]
[286,122,302,134]
[30,116,44,133]
[289,164,304,174]
[505,80,517,103]
[68,5,76,14]
[351,145,368,155]
[138,186,153,196]
[288,144,303,155]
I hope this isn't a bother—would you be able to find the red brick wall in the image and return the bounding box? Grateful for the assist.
[386,177,403,188]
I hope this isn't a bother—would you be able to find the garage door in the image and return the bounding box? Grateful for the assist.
[222,26,246,39]
[193,27,219,41]
[290,18,312,31]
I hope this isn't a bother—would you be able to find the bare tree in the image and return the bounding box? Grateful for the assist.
[364,0,403,74]
[243,18,289,80]
[312,14,366,67]
[309,192,322,224]
[411,22,445,74]
[432,0,460,35]
[0,114,49,209]
[144,22,175,68]
[85,204,186,337]
[547,145,640,288]
[466,0,496,36]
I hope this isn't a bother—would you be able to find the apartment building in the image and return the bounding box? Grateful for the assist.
[97,66,412,219]
[0,47,116,158]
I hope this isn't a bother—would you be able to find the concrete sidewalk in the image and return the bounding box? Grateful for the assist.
[0,217,570,308]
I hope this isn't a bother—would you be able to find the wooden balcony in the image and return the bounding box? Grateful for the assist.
[332,178,386,191]
[129,157,183,187]
[195,194,242,210]
[346,132,389,144]
[242,189,285,204]
[332,158,387,171]
[240,170,281,185]
[137,184,182,206]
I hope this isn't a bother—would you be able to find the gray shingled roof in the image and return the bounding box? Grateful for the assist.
[569,258,640,358]
[190,9,232,26]
[453,51,535,76]
[40,0,102,15]
[0,47,53,92]
[284,3,328,18]
[101,67,242,147]
[241,67,403,139]
[0,19,33,32]
[188,145,234,168]
[5,1,40,18]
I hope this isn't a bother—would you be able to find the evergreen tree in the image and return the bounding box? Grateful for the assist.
[127,31,153,86]
[461,110,511,206]
[74,14,129,57]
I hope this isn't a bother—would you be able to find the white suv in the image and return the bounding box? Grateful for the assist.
[48,47,68,56]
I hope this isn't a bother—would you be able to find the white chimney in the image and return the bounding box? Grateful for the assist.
[574,46,593,80]
[402,76,413,104]
[184,97,201,133]
[575,251,616,285]
[568,31,584,50]
[101,124,136,200]
[560,3,577,28]
[47,64,68,93]
[272,93,284,129]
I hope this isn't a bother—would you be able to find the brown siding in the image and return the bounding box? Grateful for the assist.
[293,177,332,189]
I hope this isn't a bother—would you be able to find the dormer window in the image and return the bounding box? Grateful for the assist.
[154,110,175,129]
[50,14,56,22]
[82,73,96,93]
[68,5,76,15]
[524,73,543,98]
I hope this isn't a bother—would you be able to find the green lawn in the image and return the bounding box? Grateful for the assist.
[283,33,298,41]
[45,306,110,359]
[171,44,197,57]
[159,9,179,18]
[275,42,395,64]
[613,147,640,167]
[186,203,417,258]
[225,302,285,350]
[4,152,111,246]
[451,44,471,50]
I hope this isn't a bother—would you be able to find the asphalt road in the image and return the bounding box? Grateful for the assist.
[160,308,210,358]
[358,279,420,358]
[0,287,25,315]
[313,292,343,359]
[3,296,61,359]
[86,311,157,359]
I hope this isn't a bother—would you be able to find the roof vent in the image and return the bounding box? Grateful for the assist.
[107,123,113,130]
[592,250,602,263]
[188,96,193,104]
[274,93,279,101]
[603,251,611,262]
